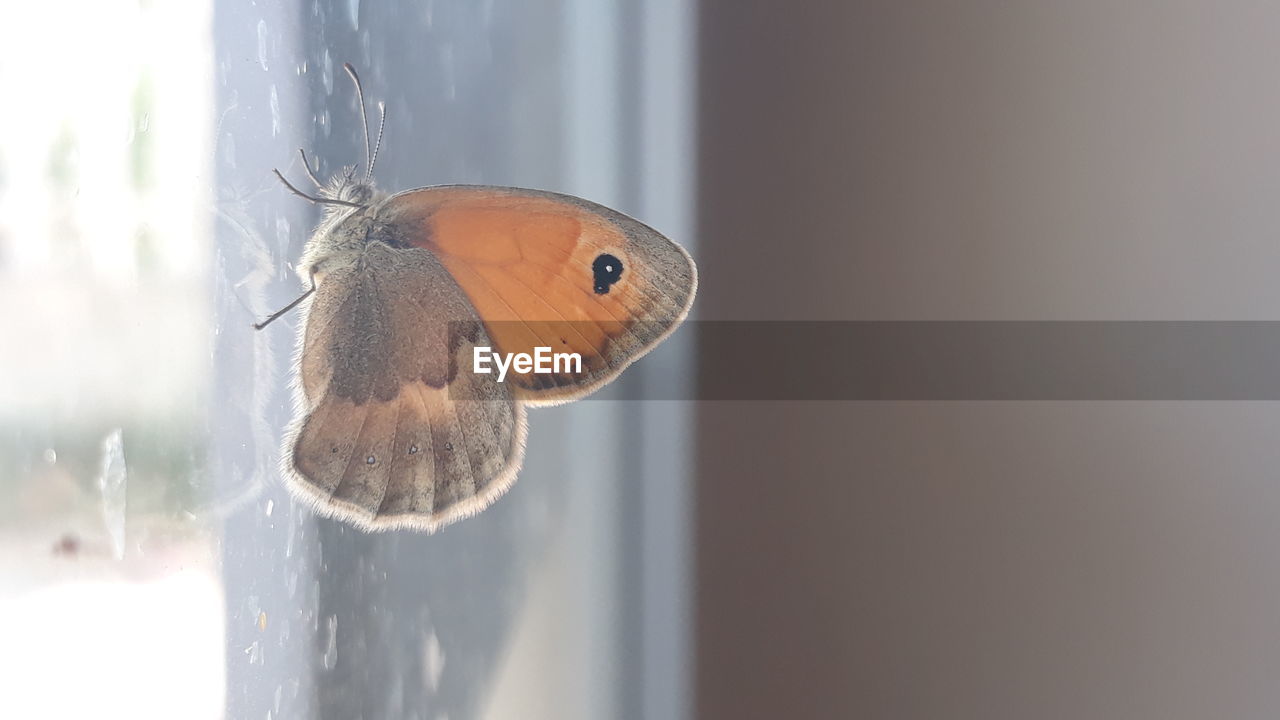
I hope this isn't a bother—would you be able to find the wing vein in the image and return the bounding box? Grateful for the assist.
[373,389,405,516]
[489,264,610,368]
[448,397,479,499]
[331,402,371,501]
[445,262,574,390]
[411,383,438,514]
[509,229,676,331]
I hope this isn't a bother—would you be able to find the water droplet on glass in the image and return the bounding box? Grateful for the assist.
[276,217,291,252]
[269,85,281,137]
[322,615,338,669]
[424,629,445,692]
[441,43,456,101]
[321,48,334,94]
[245,640,264,665]
[97,429,127,561]
[222,134,237,167]
[256,19,269,71]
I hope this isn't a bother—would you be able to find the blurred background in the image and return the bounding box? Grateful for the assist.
[7,1,1280,718]
[697,3,1280,719]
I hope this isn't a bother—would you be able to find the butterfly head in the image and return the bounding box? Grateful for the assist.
[322,164,377,209]
[271,64,387,216]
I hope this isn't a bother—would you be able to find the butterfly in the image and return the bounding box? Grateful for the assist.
[256,64,697,532]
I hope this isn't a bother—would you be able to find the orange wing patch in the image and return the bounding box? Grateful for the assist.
[388,190,637,390]
[378,186,694,403]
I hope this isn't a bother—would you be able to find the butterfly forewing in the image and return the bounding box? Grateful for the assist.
[377,186,697,404]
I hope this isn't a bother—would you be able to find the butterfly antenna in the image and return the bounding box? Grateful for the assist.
[298,148,323,188]
[343,63,373,173]
[272,169,363,208]
[365,101,386,182]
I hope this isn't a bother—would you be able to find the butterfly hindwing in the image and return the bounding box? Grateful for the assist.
[286,241,527,531]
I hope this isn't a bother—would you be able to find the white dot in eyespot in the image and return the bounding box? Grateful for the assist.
[366,455,376,465]
[408,444,419,455]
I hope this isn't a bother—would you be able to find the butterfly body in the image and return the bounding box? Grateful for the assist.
[296,167,389,280]
[270,66,695,532]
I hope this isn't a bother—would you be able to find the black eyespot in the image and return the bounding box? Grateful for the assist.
[592,253,623,294]
[444,442,454,452]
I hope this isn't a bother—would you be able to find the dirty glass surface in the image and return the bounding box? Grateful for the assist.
[0,1,694,718]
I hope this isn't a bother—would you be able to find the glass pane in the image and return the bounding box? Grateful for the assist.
[3,1,694,719]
